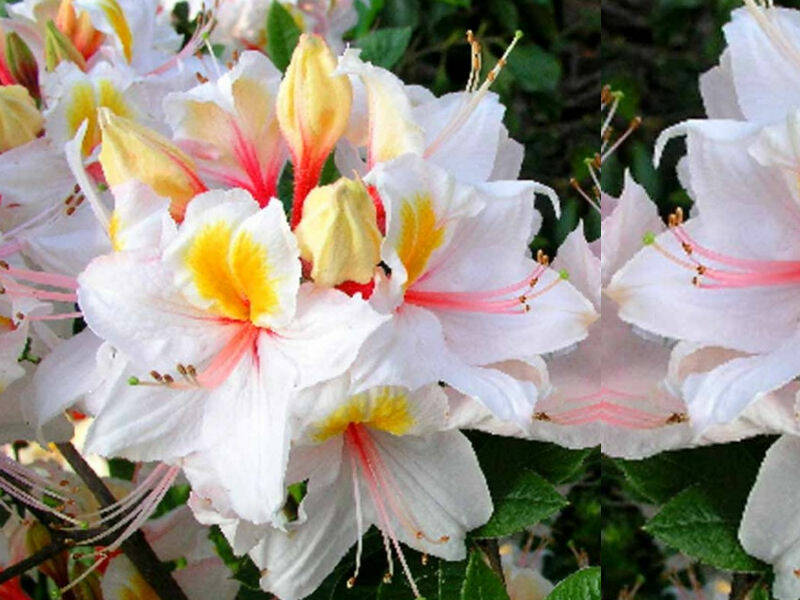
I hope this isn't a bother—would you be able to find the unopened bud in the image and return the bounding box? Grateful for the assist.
[56,0,105,62]
[98,108,206,222]
[0,85,43,152]
[5,33,40,102]
[277,34,352,221]
[295,177,381,287]
[45,19,87,71]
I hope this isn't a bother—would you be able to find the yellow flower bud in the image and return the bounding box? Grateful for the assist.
[277,34,352,220]
[98,108,206,222]
[44,19,87,71]
[56,0,105,62]
[0,85,43,152]
[295,177,382,287]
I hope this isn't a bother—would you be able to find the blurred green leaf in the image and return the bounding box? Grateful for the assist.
[380,0,419,29]
[265,2,301,71]
[356,27,413,69]
[460,551,509,600]
[351,0,385,38]
[474,471,567,538]
[506,44,561,93]
[644,486,766,572]
[546,567,601,600]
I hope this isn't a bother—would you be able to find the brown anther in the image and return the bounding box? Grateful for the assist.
[421,553,429,566]
[592,153,602,169]
[65,206,76,216]
[346,577,356,589]
[259,568,268,576]
[630,116,643,129]
[73,195,84,207]
[73,184,80,193]
[150,370,163,382]
[675,207,684,223]
[0,260,9,269]
[15,312,24,320]
[487,71,496,82]
[794,568,800,578]
[497,58,506,68]
[523,304,531,313]
[518,295,527,303]
[696,265,706,275]
[195,72,209,83]
[415,531,424,540]
[601,84,612,105]
[231,49,240,62]
[162,374,174,384]
[440,535,450,542]
[466,30,474,43]
[0,285,5,295]
[691,276,701,287]
[530,277,539,287]
[225,60,233,69]
[64,195,75,205]
[665,412,688,425]
[59,479,69,487]
[533,411,551,421]
[187,364,197,377]
[176,364,187,376]
[382,573,392,584]
[681,242,693,255]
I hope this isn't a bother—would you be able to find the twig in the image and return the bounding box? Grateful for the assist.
[55,443,188,600]
[0,540,69,585]
[730,573,760,600]
[475,539,506,585]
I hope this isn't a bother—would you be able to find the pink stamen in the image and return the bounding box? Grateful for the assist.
[27,312,83,322]
[0,267,78,289]
[345,425,421,597]
[193,324,259,389]
[1,280,78,303]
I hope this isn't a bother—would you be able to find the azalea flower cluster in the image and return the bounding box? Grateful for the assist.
[0,1,607,597]
[604,1,800,597]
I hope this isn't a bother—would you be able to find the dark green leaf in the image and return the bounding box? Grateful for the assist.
[265,2,301,71]
[546,567,601,600]
[356,27,413,70]
[459,551,509,600]
[474,471,567,538]
[644,486,767,572]
[506,44,561,93]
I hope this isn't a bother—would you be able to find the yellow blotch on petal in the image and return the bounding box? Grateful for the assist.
[65,79,132,156]
[277,34,352,169]
[294,177,382,287]
[0,85,43,152]
[396,194,445,289]
[98,0,133,64]
[184,221,280,325]
[229,229,280,324]
[313,387,415,442]
[184,220,248,322]
[98,109,205,221]
[108,210,122,251]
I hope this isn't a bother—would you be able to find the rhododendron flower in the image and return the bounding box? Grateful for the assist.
[77,189,386,523]
[355,155,596,426]
[740,435,800,600]
[609,116,800,432]
[188,377,491,600]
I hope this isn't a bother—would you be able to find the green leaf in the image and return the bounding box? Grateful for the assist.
[265,2,301,71]
[356,27,412,70]
[351,0,385,38]
[459,551,509,600]
[470,432,593,487]
[474,471,567,538]
[506,44,561,93]
[435,0,469,7]
[615,437,774,505]
[546,567,601,600]
[644,486,766,572]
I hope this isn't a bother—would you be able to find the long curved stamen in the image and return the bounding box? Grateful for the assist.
[405,263,563,315]
[347,453,365,589]
[345,424,421,597]
[149,7,217,76]
[742,0,800,73]
[130,324,259,391]
[424,31,522,158]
